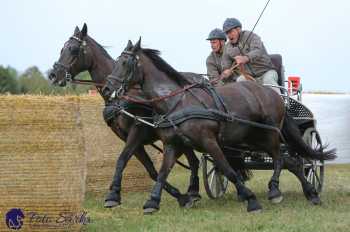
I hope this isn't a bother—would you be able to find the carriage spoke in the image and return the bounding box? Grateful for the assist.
[207,167,215,177]
[217,174,224,193]
[209,169,215,187]
[306,168,313,181]
[314,169,321,185]
[215,173,221,195]
[210,170,218,197]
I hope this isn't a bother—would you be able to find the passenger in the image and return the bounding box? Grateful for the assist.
[206,28,227,82]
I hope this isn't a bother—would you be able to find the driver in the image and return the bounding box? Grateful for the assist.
[221,18,280,93]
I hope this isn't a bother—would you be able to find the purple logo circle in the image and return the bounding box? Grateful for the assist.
[5,208,25,230]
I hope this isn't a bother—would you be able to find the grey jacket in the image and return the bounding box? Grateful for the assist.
[222,30,274,77]
[206,51,223,80]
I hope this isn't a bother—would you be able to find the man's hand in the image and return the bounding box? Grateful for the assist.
[221,69,233,79]
[234,55,249,65]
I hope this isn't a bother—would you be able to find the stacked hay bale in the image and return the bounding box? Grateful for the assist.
[78,95,162,194]
[0,96,86,231]
[0,94,163,230]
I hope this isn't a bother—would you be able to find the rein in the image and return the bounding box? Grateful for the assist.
[70,78,105,87]
[120,82,198,104]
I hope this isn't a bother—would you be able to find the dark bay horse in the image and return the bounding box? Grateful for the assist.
[48,24,202,209]
[109,38,336,214]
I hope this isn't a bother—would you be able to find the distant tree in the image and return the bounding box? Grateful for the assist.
[18,66,53,94]
[0,65,19,94]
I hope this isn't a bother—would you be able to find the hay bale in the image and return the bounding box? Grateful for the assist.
[78,95,161,194]
[0,95,87,231]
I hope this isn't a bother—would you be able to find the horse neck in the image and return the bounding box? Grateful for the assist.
[141,57,184,114]
[86,37,115,89]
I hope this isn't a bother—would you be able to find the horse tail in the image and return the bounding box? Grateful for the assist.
[281,113,337,161]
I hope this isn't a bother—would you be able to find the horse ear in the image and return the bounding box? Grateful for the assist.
[81,23,88,37]
[133,37,141,52]
[74,26,80,35]
[125,40,133,51]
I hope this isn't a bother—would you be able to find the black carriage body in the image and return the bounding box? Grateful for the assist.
[243,97,316,169]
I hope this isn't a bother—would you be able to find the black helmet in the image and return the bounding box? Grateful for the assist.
[206,28,227,41]
[223,18,242,33]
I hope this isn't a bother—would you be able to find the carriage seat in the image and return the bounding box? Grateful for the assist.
[269,54,285,87]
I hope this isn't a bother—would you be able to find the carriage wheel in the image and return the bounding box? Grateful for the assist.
[201,154,228,199]
[302,128,324,193]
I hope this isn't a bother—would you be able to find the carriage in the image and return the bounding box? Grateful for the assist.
[201,54,325,199]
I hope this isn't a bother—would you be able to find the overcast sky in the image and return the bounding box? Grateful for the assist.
[1,0,349,92]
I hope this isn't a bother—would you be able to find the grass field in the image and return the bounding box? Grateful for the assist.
[82,164,350,232]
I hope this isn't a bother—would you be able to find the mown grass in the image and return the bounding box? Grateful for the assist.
[82,164,350,232]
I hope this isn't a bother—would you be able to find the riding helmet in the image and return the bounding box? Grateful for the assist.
[206,28,227,41]
[222,18,242,33]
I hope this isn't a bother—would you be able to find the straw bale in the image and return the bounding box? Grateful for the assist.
[0,95,86,231]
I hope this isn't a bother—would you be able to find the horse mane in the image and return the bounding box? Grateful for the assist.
[142,48,192,86]
[86,36,114,61]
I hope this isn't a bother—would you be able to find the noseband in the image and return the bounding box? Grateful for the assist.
[54,36,87,82]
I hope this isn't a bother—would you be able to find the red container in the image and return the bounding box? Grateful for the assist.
[288,76,301,94]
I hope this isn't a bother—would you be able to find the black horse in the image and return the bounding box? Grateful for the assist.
[48,24,202,209]
[108,38,336,214]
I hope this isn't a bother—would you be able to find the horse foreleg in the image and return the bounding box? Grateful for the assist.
[135,146,194,208]
[143,144,181,214]
[183,148,201,202]
[104,125,144,208]
[201,136,262,213]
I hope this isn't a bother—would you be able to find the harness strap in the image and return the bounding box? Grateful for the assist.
[70,79,105,87]
[155,107,281,134]
[203,82,228,112]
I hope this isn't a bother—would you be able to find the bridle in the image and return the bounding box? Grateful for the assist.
[53,36,105,88]
[105,50,142,98]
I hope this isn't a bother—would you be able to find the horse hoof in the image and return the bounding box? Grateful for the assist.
[268,188,282,201]
[250,208,263,214]
[310,196,321,205]
[178,194,193,208]
[104,200,121,208]
[143,199,160,214]
[184,197,197,209]
[190,193,202,203]
[143,207,159,215]
[270,195,283,204]
[247,199,263,213]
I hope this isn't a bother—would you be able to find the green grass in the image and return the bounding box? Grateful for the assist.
[82,164,350,232]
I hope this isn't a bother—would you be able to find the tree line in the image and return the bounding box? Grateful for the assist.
[0,65,92,95]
